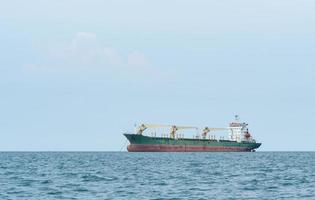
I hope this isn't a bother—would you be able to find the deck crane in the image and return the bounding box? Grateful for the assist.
[137,124,198,139]
[137,124,170,135]
[202,127,229,139]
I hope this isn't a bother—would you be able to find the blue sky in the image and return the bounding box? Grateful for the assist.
[0,0,314,151]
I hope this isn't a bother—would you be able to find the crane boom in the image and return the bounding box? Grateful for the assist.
[202,127,229,139]
[136,123,198,137]
[175,126,198,130]
[142,124,172,128]
[137,124,170,134]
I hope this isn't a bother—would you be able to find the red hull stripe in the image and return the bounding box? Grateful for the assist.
[127,144,251,152]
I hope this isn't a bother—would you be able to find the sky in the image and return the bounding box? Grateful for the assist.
[0,0,314,151]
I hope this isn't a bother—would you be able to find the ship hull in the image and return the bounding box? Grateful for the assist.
[127,144,252,152]
[124,134,261,152]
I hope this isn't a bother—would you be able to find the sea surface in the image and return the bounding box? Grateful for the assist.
[0,152,314,200]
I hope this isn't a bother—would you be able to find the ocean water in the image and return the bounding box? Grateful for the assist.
[0,152,314,200]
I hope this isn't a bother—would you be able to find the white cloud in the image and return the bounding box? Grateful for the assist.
[72,32,97,47]
[39,32,152,73]
[24,32,162,82]
[75,32,96,39]
[103,47,122,65]
[127,51,150,66]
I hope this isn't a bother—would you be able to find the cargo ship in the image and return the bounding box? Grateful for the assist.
[124,116,261,152]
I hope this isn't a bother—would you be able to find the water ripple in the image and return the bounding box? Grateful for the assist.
[0,152,314,199]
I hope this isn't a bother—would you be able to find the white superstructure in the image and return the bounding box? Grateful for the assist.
[228,115,254,142]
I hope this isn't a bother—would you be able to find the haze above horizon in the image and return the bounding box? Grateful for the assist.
[1,0,314,151]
